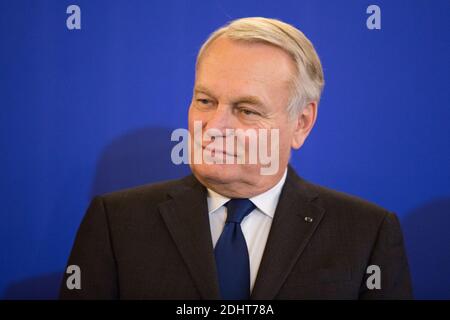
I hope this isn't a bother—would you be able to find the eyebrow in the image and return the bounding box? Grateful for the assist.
[194,85,214,96]
[194,85,269,111]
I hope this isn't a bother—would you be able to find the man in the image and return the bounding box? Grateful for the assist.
[60,17,413,299]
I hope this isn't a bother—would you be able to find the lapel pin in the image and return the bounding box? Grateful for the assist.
[304,216,313,223]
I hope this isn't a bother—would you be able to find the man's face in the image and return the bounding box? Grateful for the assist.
[188,36,313,197]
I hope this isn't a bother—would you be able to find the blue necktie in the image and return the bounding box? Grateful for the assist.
[214,198,256,300]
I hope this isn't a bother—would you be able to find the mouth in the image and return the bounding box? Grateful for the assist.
[202,145,237,158]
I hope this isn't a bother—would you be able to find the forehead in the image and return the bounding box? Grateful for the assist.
[196,36,295,96]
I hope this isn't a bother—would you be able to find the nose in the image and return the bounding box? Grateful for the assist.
[204,104,235,135]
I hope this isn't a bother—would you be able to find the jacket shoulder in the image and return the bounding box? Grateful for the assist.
[298,177,391,225]
[95,175,195,208]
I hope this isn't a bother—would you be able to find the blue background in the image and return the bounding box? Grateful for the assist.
[1,0,449,299]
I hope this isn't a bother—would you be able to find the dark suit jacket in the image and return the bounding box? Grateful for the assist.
[60,166,413,299]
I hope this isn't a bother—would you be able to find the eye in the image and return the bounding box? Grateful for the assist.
[239,108,259,116]
[197,99,212,105]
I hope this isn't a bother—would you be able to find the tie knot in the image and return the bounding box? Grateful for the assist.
[225,199,255,224]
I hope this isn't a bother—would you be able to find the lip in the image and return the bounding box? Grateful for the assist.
[202,145,237,158]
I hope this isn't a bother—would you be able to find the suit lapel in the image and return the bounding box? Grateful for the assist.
[251,167,326,299]
[157,167,325,300]
[158,176,221,299]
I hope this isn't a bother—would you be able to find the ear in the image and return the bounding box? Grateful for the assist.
[291,101,318,150]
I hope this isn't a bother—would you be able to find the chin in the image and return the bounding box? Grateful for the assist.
[190,163,251,185]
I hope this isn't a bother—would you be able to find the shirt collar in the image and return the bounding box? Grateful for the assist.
[206,168,288,219]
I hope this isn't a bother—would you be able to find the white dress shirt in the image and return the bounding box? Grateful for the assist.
[206,168,288,292]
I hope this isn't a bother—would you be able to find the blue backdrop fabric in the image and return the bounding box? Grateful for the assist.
[0,0,449,299]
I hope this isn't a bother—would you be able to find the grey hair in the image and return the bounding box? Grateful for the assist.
[195,17,325,118]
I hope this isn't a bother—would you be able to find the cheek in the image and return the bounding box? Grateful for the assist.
[188,105,201,131]
[278,126,296,152]
[189,105,210,125]
[188,104,196,122]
